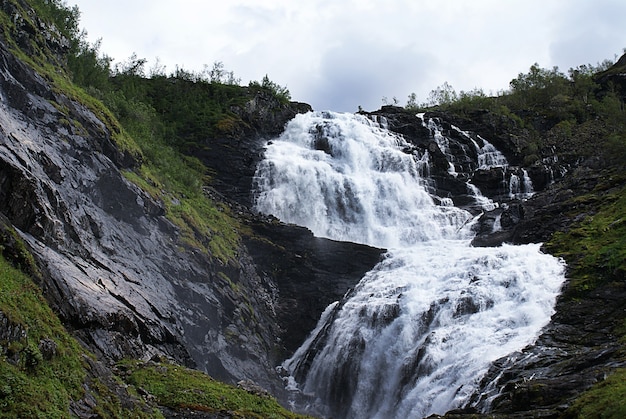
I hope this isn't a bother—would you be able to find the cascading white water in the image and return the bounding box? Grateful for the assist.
[422,117,458,176]
[254,111,467,247]
[509,169,535,199]
[253,111,565,419]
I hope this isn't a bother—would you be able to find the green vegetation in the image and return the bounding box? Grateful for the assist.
[0,0,142,159]
[0,241,85,417]
[118,359,312,419]
[563,367,626,419]
[546,175,626,295]
[61,20,290,265]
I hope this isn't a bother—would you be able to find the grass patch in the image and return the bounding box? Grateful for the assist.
[545,173,626,294]
[563,367,626,419]
[0,252,86,416]
[118,360,313,419]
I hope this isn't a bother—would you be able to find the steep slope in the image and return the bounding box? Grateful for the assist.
[0,23,277,385]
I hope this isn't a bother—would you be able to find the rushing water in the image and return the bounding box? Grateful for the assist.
[253,111,565,419]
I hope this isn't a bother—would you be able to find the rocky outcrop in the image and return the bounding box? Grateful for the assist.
[242,216,385,354]
[190,89,312,207]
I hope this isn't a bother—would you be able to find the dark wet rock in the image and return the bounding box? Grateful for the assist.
[0,310,27,358]
[242,217,385,356]
[368,106,432,147]
[471,168,508,197]
[38,337,57,360]
[192,90,311,207]
[0,32,282,393]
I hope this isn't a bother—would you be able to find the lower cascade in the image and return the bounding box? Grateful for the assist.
[253,111,566,419]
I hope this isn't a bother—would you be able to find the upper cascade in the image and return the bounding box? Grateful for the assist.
[253,111,473,248]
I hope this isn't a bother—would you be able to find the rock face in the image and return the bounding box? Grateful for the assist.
[242,217,385,354]
[0,28,382,400]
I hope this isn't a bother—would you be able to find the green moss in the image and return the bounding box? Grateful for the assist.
[118,360,313,419]
[564,368,626,419]
[545,175,626,294]
[0,253,85,416]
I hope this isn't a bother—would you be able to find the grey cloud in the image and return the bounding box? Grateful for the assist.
[308,41,435,112]
[548,0,626,70]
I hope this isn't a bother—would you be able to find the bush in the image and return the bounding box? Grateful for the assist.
[249,74,291,103]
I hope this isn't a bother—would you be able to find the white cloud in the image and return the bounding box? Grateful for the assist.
[73,0,626,112]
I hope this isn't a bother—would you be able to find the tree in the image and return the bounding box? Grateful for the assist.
[405,92,419,110]
[67,37,112,90]
[427,82,457,106]
[202,61,240,85]
[249,75,291,102]
[115,53,147,77]
[509,64,568,107]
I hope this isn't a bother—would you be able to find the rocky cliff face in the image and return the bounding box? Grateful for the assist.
[0,20,383,405]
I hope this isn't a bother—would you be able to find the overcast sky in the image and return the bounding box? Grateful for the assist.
[72,0,625,112]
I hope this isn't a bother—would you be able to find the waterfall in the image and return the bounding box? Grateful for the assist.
[254,111,466,247]
[450,124,509,170]
[420,116,459,176]
[509,169,535,199]
[253,111,565,419]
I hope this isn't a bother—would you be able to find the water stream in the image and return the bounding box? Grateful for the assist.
[253,111,565,419]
